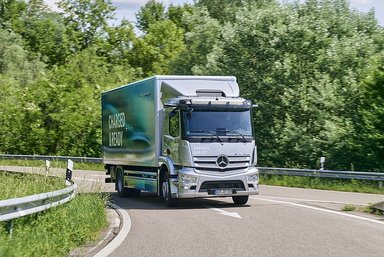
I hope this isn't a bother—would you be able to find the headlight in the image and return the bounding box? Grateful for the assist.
[247,174,259,183]
[179,174,197,186]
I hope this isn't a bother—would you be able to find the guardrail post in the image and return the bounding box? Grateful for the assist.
[66,159,73,184]
[5,219,13,238]
[379,181,383,189]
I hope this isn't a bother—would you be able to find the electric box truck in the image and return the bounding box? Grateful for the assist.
[102,76,259,206]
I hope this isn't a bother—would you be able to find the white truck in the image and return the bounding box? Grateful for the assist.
[102,76,259,206]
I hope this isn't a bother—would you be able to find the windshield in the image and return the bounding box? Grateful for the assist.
[182,109,253,140]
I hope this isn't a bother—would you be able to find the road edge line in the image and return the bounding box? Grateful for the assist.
[251,196,384,225]
[93,203,131,257]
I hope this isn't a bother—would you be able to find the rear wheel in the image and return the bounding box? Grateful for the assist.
[161,172,178,207]
[232,195,249,205]
[116,166,141,197]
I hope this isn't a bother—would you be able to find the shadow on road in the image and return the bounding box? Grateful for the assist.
[108,191,252,211]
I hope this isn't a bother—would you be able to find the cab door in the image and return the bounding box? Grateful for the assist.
[163,108,181,164]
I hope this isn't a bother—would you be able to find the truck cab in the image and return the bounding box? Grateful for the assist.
[160,85,259,206]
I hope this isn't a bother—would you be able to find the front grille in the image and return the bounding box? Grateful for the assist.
[199,180,245,192]
[193,155,250,172]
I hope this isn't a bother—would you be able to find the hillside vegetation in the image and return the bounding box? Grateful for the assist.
[0,0,383,171]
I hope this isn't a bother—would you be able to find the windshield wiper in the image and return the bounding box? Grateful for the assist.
[189,130,223,142]
[226,130,247,142]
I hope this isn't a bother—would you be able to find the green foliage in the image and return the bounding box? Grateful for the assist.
[136,0,166,33]
[58,0,116,51]
[196,0,276,23]
[132,20,185,76]
[342,204,357,211]
[0,29,47,154]
[101,19,137,65]
[21,1,70,66]
[196,0,383,170]
[0,0,383,172]
[42,47,140,156]
[171,6,221,75]
[0,0,26,29]
[352,52,384,171]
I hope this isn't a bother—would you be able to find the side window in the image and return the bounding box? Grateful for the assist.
[169,109,179,137]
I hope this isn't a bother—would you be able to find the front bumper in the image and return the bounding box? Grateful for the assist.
[171,167,259,198]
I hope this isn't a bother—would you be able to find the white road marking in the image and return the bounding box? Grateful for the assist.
[208,207,242,219]
[254,195,369,206]
[251,196,384,225]
[72,176,102,183]
[94,203,132,257]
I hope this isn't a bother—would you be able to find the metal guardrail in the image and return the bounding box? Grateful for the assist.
[0,182,77,223]
[0,154,102,163]
[0,159,77,236]
[1,154,383,181]
[258,167,384,181]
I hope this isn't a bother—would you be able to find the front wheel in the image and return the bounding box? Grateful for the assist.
[232,195,249,205]
[161,172,178,207]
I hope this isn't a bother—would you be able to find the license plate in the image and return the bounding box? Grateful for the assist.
[213,189,233,195]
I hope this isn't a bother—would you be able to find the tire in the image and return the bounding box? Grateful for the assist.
[161,172,178,207]
[232,195,249,205]
[116,166,141,198]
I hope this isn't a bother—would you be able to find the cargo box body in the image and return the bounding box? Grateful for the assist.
[101,77,161,167]
[101,75,239,167]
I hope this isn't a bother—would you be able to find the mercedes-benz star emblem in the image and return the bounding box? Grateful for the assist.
[216,155,229,168]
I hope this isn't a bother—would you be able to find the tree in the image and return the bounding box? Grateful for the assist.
[42,47,140,156]
[135,0,166,33]
[0,0,26,29]
[58,0,116,51]
[0,28,47,154]
[195,0,382,169]
[101,19,137,65]
[196,0,275,23]
[131,20,185,76]
[171,6,221,75]
[349,52,384,171]
[19,0,70,66]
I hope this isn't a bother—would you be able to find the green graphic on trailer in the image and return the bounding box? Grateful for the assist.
[102,79,155,158]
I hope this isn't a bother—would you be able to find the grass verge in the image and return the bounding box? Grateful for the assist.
[342,204,384,216]
[0,172,109,257]
[260,175,384,194]
[0,171,65,200]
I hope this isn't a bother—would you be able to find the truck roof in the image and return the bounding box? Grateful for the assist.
[102,75,239,98]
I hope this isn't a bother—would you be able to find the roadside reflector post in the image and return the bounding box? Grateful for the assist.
[45,160,50,174]
[320,157,325,170]
[66,159,73,185]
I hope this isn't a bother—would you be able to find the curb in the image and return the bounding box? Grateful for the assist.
[68,203,131,257]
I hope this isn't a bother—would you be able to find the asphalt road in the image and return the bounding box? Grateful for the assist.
[108,189,383,257]
[2,166,384,257]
